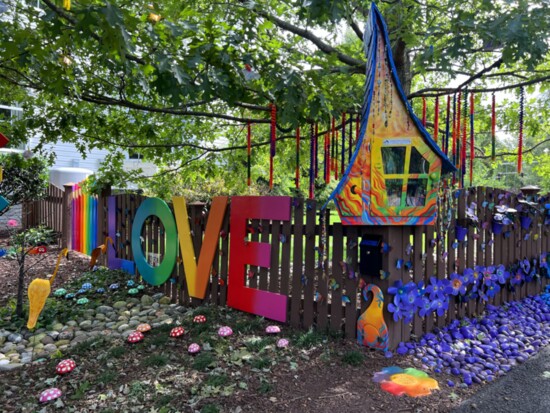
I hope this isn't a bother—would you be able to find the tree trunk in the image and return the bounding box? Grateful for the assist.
[392,37,411,96]
[16,251,25,318]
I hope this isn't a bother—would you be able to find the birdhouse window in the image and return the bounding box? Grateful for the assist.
[371,137,436,217]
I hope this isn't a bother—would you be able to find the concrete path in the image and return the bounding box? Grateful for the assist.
[453,346,550,413]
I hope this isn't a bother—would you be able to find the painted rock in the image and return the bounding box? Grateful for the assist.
[193,315,207,324]
[265,325,281,334]
[218,326,233,337]
[56,359,76,375]
[39,388,62,403]
[136,323,151,333]
[170,326,185,338]
[127,331,144,343]
[277,338,289,348]
[188,343,201,354]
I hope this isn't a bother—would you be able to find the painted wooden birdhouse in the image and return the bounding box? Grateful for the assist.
[327,4,456,226]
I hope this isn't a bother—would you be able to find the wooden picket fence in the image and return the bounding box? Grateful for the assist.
[23,183,65,245]
[25,186,550,348]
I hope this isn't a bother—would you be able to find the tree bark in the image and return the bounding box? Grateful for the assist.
[392,37,411,96]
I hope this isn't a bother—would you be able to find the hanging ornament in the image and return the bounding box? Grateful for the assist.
[331,117,336,175]
[518,86,524,173]
[295,126,300,189]
[314,123,319,178]
[433,96,439,143]
[63,0,71,11]
[309,123,315,200]
[469,93,475,186]
[334,130,339,180]
[269,104,276,190]
[491,92,497,162]
[444,95,451,155]
[348,113,353,162]
[247,121,252,187]
[324,132,330,184]
[461,91,468,188]
[341,112,346,175]
[242,64,261,82]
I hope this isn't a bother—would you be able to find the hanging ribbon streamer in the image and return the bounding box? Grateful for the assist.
[295,126,300,189]
[334,130,339,180]
[324,132,330,184]
[518,86,524,173]
[444,95,451,155]
[63,0,71,11]
[491,92,497,162]
[453,93,460,167]
[309,123,315,200]
[247,122,252,187]
[341,112,346,175]
[469,93,475,186]
[422,97,427,126]
[433,97,440,143]
[269,104,276,190]
[348,114,353,162]
[314,123,319,178]
[461,91,468,188]
[331,117,336,175]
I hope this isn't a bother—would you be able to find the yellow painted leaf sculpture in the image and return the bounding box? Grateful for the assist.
[89,237,113,269]
[27,248,68,329]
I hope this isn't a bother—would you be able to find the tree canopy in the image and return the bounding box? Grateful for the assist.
[0,0,549,197]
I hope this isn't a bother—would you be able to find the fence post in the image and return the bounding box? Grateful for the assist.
[97,186,112,266]
[61,184,73,249]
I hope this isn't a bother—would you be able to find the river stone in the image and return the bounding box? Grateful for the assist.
[70,336,89,346]
[159,296,171,305]
[41,335,55,345]
[55,339,71,347]
[0,358,9,365]
[113,301,126,309]
[43,344,57,353]
[32,343,44,350]
[96,305,114,314]
[46,331,60,341]
[152,292,164,301]
[58,329,74,341]
[95,313,106,321]
[105,322,116,329]
[121,330,135,339]
[128,320,139,328]
[0,363,23,372]
[52,323,64,331]
[79,320,93,330]
[7,333,22,344]
[0,336,5,346]
[141,295,154,306]
[117,324,130,333]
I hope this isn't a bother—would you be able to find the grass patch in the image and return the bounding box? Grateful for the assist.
[235,316,264,333]
[250,356,271,370]
[155,394,174,408]
[70,380,91,400]
[295,328,323,348]
[72,337,107,356]
[341,350,365,366]
[108,346,126,358]
[97,369,119,385]
[192,353,216,371]
[129,381,148,399]
[258,379,272,394]
[149,334,169,346]
[205,374,229,387]
[244,337,272,353]
[200,404,220,413]
[143,354,169,368]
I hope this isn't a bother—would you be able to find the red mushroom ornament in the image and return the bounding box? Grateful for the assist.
[56,359,76,375]
[170,326,185,338]
[127,331,144,343]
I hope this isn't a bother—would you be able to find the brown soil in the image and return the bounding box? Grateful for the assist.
[0,237,478,413]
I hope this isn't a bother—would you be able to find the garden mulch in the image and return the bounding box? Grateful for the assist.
[0,238,483,412]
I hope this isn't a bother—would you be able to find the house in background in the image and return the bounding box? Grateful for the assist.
[0,103,157,227]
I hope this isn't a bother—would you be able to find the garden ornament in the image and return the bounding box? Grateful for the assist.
[39,388,62,403]
[56,359,76,375]
[89,236,114,269]
[27,248,69,329]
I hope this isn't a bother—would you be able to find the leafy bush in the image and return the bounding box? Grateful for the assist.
[12,225,57,247]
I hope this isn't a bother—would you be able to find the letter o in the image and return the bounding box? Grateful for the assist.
[131,198,177,285]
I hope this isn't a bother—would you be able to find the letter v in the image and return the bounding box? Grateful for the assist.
[172,196,228,299]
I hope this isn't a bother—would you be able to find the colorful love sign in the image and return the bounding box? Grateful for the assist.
[107,195,289,322]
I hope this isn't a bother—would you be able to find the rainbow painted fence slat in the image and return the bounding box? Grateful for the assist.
[71,182,98,255]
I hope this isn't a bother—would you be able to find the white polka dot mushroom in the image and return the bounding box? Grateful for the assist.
[39,388,62,403]
[277,338,289,348]
[55,359,76,375]
[136,323,152,333]
[169,326,185,338]
[127,331,144,344]
[217,326,233,337]
[265,325,281,334]
[188,343,201,354]
[193,315,207,324]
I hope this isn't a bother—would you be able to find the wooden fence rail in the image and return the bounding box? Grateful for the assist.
[24,186,550,348]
